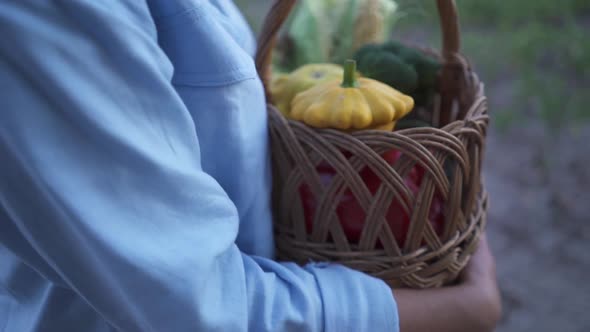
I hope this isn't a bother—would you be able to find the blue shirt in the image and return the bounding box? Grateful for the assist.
[0,1,399,331]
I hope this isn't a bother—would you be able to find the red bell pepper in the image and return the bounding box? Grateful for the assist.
[299,150,445,247]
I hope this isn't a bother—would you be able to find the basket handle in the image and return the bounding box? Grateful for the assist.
[254,0,298,102]
[255,0,463,99]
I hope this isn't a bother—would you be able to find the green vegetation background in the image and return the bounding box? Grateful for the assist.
[235,0,590,130]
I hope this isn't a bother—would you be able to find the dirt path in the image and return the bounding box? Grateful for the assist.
[485,123,590,332]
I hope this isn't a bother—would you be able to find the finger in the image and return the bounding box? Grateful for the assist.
[461,233,495,282]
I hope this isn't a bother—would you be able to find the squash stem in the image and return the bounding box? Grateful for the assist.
[341,59,358,88]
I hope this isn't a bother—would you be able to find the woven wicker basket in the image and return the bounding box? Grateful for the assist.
[255,0,489,289]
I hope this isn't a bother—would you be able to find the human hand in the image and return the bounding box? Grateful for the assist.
[394,233,502,332]
[459,233,503,330]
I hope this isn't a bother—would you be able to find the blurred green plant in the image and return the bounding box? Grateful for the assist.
[393,0,590,130]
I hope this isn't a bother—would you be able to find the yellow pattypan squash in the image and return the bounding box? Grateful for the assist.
[289,60,414,131]
[270,63,344,114]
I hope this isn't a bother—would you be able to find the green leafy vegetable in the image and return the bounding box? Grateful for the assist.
[276,0,400,71]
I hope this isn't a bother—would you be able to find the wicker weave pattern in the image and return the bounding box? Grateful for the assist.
[256,0,489,288]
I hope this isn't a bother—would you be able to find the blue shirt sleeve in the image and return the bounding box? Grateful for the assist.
[0,1,399,331]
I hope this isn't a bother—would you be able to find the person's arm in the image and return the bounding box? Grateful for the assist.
[395,235,502,332]
[0,1,397,331]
